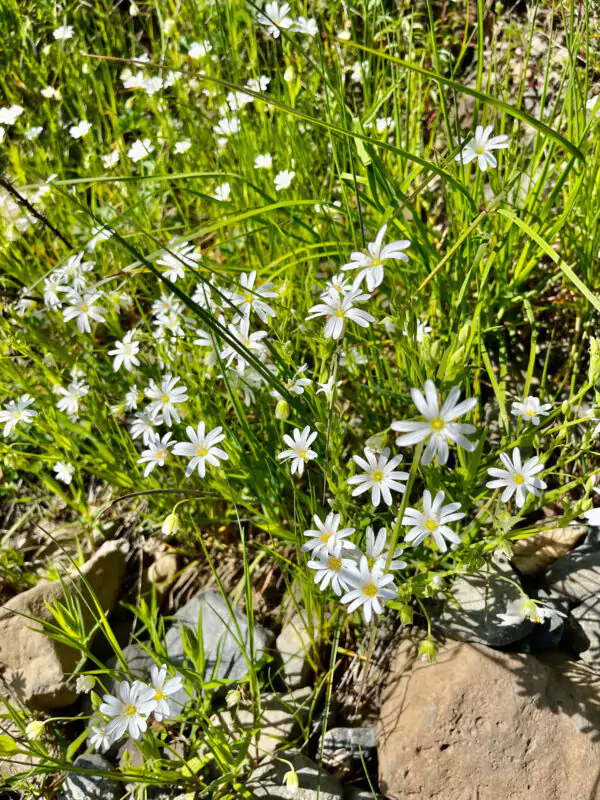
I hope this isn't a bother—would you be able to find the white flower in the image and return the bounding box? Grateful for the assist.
[56,251,95,291]
[497,597,564,626]
[257,1,293,38]
[403,319,432,343]
[587,96,600,117]
[127,138,154,162]
[157,240,201,281]
[149,664,185,722]
[307,288,375,340]
[364,526,406,571]
[347,447,408,507]
[53,25,74,40]
[0,395,38,436]
[102,150,120,169]
[277,426,318,476]
[341,224,411,292]
[145,374,188,427]
[341,555,397,623]
[125,385,141,412]
[308,551,355,596]
[108,333,141,372]
[213,182,231,201]
[138,432,174,477]
[511,396,551,426]
[55,380,88,416]
[254,153,273,169]
[486,448,546,508]
[455,125,510,172]
[229,270,277,322]
[292,16,318,36]
[375,116,394,134]
[24,126,43,140]
[62,291,108,333]
[322,273,354,297]
[99,680,157,741]
[391,380,477,466]
[130,411,157,445]
[402,490,465,552]
[222,317,268,372]
[214,117,240,137]
[53,461,75,484]
[246,76,270,93]
[301,512,355,556]
[41,86,61,100]
[274,169,295,191]
[271,364,311,399]
[316,376,341,402]
[0,105,24,125]
[172,422,228,477]
[69,120,92,139]
[89,718,113,752]
[188,40,212,59]
[87,225,114,250]
[174,139,191,154]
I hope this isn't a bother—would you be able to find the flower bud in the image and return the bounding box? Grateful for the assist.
[76,675,95,694]
[226,689,241,709]
[25,721,45,741]
[283,768,299,792]
[399,604,414,625]
[418,639,436,663]
[275,399,290,421]
[161,512,179,536]
[590,337,600,384]
[284,66,295,83]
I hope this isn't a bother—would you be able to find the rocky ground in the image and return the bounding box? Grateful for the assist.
[3,518,600,798]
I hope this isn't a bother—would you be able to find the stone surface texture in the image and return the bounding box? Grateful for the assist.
[378,635,600,799]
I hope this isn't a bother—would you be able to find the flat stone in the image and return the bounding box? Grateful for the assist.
[242,752,343,799]
[217,686,312,759]
[378,636,600,799]
[322,726,377,777]
[0,540,127,709]
[276,612,318,689]
[434,567,532,646]
[165,589,272,682]
[512,525,587,575]
[571,595,600,669]
[59,754,120,800]
[544,542,600,604]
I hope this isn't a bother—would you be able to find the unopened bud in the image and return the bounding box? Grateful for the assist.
[25,721,45,741]
[275,399,290,421]
[399,604,414,625]
[284,66,295,83]
[283,768,299,792]
[418,639,436,663]
[162,512,179,536]
[226,689,241,709]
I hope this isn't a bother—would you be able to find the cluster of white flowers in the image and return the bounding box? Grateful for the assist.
[90,665,185,750]
[256,2,317,39]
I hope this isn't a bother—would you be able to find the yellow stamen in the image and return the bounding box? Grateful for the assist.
[195,444,209,457]
[321,531,332,543]
[298,448,308,461]
[514,473,525,485]
[334,309,346,318]
[425,519,437,532]
[371,470,384,482]
[329,556,342,571]
[162,394,170,403]
[123,704,137,718]
[362,582,378,598]
[430,417,445,431]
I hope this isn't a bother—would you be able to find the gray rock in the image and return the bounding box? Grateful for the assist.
[276,612,318,689]
[60,754,120,800]
[217,686,312,759]
[242,752,343,799]
[544,544,600,604]
[343,791,382,800]
[322,726,377,777]
[165,589,272,682]
[435,569,532,646]
[571,595,600,669]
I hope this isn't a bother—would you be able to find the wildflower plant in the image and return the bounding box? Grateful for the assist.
[1,0,600,795]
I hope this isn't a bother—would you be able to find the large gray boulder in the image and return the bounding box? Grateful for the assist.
[59,754,120,800]
[434,568,532,646]
[165,589,273,682]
